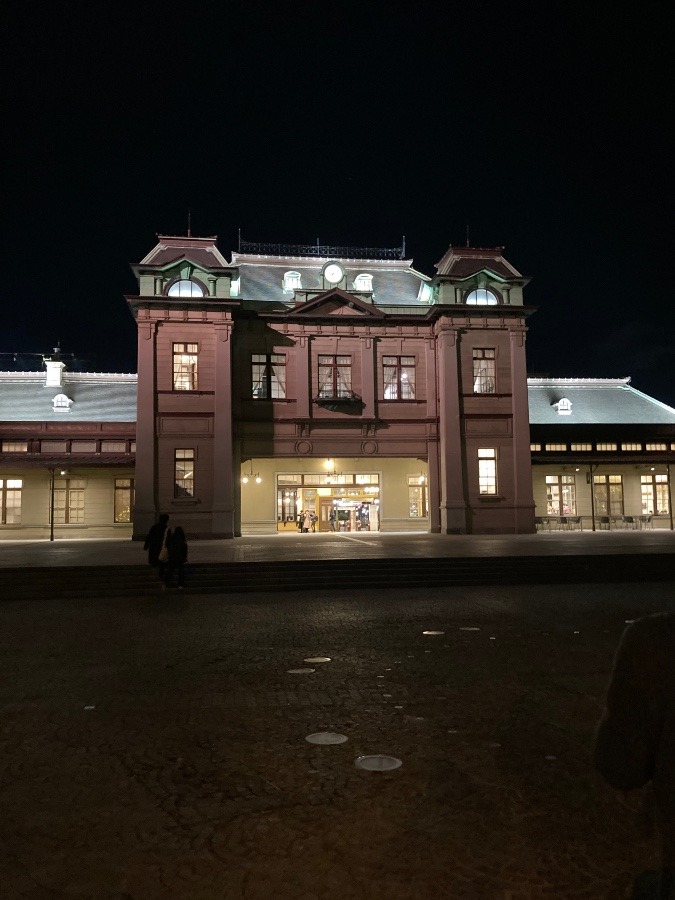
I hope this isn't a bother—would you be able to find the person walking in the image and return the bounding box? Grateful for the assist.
[302,509,312,533]
[594,612,675,898]
[166,526,188,589]
[143,514,170,584]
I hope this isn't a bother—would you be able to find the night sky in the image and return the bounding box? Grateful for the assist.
[4,5,673,403]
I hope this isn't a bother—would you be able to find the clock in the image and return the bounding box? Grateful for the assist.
[324,263,343,284]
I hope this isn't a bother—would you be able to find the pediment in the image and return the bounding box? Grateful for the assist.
[289,288,384,318]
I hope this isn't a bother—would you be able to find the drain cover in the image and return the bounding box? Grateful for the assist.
[305,732,348,745]
[355,755,402,771]
[304,657,332,663]
[287,668,315,674]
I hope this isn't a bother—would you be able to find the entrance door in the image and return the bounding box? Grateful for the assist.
[319,500,334,532]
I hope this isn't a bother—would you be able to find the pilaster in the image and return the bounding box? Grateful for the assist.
[133,319,158,539]
[212,319,235,538]
[437,324,468,533]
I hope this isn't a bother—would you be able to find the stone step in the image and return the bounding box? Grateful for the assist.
[3,552,674,600]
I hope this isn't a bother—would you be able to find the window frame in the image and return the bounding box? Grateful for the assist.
[174,449,195,499]
[593,474,624,516]
[641,473,670,515]
[52,477,86,525]
[172,342,199,391]
[0,477,23,524]
[477,448,498,495]
[545,473,576,516]
[251,353,287,400]
[472,348,496,394]
[407,475,428,517]
[167,279,204,298]
[382,355,416,400]
[114,477,135,524]
[317,354,353,399]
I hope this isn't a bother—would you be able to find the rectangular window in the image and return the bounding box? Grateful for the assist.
[570,443,592,451]
[407,475,428,517]
[41,440,67,453]
[478,448,497,495]
[530,443,541,452]
[1,441,28,452]
[641,474,669,515]
[174,449,195,498]
[545,443,567,451]
[646,443,667,451]
[251,353,287,399]
[114,478,134,523]
[318,355,352,399]
[101,441,126,452]
[472,348,496,393]
[545,474,576,515]
[53,478,86,524]
[621,443,642,451]
[593,474,624,516]
[0,478,23,524]
[173,342,198,391]
[596,443,618,451]
[383,356,416,399]
[71,441,97,452]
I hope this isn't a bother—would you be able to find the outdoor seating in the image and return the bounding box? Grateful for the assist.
[639,515,653,529]
[598,516,611,530]
[621,516,637,529]
[535,516,551,532]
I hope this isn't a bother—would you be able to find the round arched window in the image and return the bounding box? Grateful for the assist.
[465,288,498,305]
[168,279,204,297]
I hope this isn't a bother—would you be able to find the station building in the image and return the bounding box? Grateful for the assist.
[0,234,674,539]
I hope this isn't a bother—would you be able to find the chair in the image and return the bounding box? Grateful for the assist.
[640,515,653,530]
[567,516,582,531]
[598,516,610,530]
[622,516,636,529]
[535,516,551,532]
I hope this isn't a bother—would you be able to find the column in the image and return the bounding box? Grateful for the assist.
[437,324,467,533]
[212,319,235,538]
[509,327,536,533]
[296,335,311,418]
[360,337,376,418]
[133,318,158,539]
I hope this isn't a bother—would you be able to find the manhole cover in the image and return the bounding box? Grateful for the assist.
[287,668,315,674]
[355,755,402,771]
[423,630,444,635]
[304,657,332,663]
[305,732,348,745]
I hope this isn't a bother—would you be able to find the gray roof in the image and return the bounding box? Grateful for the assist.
[0,374,137,423]
[527,379,675,425]
[233,255,428,306]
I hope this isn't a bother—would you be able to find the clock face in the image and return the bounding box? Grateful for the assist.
[324,263,343,284]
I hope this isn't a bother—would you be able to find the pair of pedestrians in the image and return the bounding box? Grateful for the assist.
[143,514,188,589]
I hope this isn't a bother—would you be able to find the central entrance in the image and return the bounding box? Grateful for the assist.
[276,471,380,532]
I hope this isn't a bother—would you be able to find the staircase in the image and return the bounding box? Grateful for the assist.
[3,552,675,600]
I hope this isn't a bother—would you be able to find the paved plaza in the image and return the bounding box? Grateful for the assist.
[2,558,675,898]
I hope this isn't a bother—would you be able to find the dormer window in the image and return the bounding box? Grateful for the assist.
[52,393,73,412]
[553,398,573,416]
[353,273,373,292]
[168,279,204,297]
[417,283,433,304]
[230,277,240,297]
[283,271,302,293]
[465,288,498,305]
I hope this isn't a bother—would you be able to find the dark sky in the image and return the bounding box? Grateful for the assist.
[4,4,673,402]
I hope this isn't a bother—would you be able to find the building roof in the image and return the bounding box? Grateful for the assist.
[138,235,230,270]
[0,373,137,423]
[435,246,524,280]
[527,378,675,425]
[231,253,428,306]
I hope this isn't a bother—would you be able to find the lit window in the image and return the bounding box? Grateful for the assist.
[252,354,286,399]
[571,443,592,451]
[555,398,572,416]
[41,440,67,453]
[114,478,134,523]
[545,443,567,451]
[545,474,576,515]
[101,441,126,452]
[318,355,352,399]
[593,474,624,516]
[596,443,618,451]
[0,478,23,524]
[53,478,86,524]
[354,273,373,292]
[383,356,416,400]
[52,393,72,412]
[530,443,542,451]
[1,442,28,452]
[417,282,433,304]
[641,474,669,515]
[168,280,204,297]
[71,441,96,452]
[173,343,198,391]
[473,349,496,393]
[283,271,302,293]
[478,448,497,494]
[174,449,195,498]
[621,443,642,451]
[646,443,667,451]
[465,289,498,305]
[407,475,428,517]
[230,277,240,297]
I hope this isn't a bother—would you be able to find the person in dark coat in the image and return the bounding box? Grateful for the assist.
[143,514,170,582]
[166,526,188,589]
[593,613,675,898]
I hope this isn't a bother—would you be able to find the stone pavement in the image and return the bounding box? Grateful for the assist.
[0,528,674,569]
[2,576,675,898]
